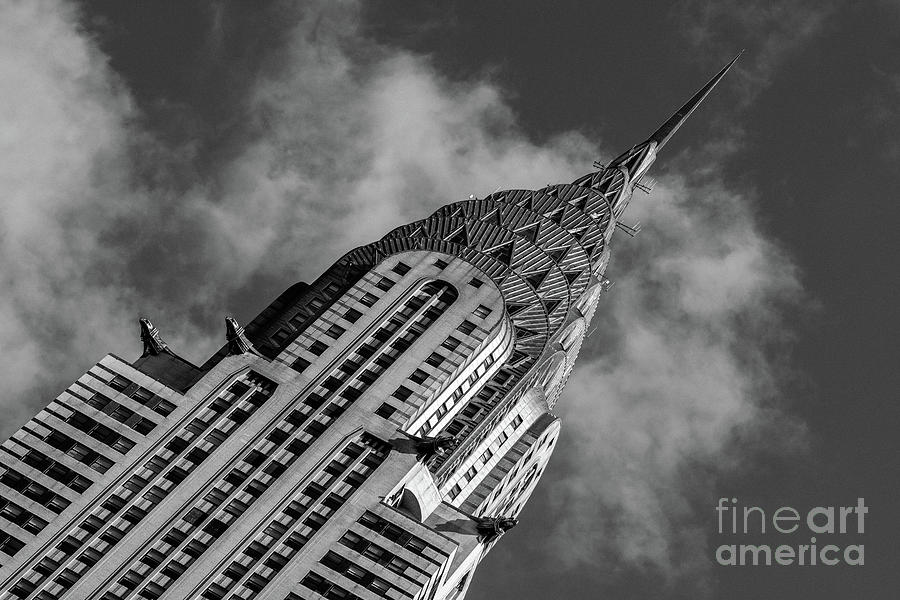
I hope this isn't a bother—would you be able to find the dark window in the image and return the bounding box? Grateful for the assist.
[392,262,411,276]
[375,404,397,419]
[359,292,378,307]
[228,408,250,424]
[131,417,156,435]
[473,304,492,319]
[433,259,449,269]
[340,387,362,401]
[343,308,362,323]
[243,450,267,467]
[266,428,290,445]
[304,421,327,436]
[457,320,477,335]
[107,375,132,392]
[324,323,345,339]
[468,277,484,288]
[264,461,288,479]
[185,447,209,465]
[442,337,462,351]
[291,357,311,373]
[338,360,361,374]
[308,340,328,356]
[164,466,189,484]
[391,338,411,352]
[356,343,377,359]
[392,386,413,401]
[409,369,429,385]
[321,376,343,392]
[155,399,176,416]
[183,507,207,525]
[425,352,445,368]
[375,276,394,291]
[165,436,190,454]
[357,370,378,386]
[85,392,111,411]
[304,393,326,409]
[286,439,309,456]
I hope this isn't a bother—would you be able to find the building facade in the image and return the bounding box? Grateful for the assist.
[0,58,737,600]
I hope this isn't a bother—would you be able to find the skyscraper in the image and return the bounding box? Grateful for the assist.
[0,55,738,600]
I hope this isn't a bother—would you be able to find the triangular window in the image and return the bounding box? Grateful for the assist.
[525,271,549,289]
[485,241,514,264]
[514,222,540,244]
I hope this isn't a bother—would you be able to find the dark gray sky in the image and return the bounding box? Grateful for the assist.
[0,1,897,598]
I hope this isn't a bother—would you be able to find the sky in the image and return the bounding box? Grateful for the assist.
[0,1,897,599]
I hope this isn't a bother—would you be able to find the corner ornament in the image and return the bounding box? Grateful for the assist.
[139,318,172,357]
[409,434,461,461]
[473,516,518,542]
[225,317,256,356]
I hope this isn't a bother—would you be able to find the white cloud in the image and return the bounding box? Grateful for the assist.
[677,0,837,104]
[546,174,806,582]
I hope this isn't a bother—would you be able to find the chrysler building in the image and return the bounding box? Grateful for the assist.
[0,56,738,600]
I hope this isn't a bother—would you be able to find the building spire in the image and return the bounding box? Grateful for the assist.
[646,50,743,152]
[579,52,742,216]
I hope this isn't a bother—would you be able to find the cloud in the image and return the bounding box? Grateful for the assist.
[675,0,838,105]
[545,174,806,585]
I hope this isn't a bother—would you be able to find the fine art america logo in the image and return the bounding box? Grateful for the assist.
[715,498,867,566]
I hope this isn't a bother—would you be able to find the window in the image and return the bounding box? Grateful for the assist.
[106,375,132,393]
[308,340,328,356]
[321,376,342,391]
[442,337,462,351]
[324,324,345,339]
[425,352,445,368]
[132,417,156,435]
[409,369,429,385]
[375,404,397,419]
[343,308,362,323]
[291,357,311,373]
[359,292,378,307]
[86,392,112,411]
[433,259,449,269]
[375,276,394,291]
[391,262,411,276]
[457,320,477,335]
[468,277,484,288]
[392,386,413,401]
[473,304,492,318]
[155,399,176,416]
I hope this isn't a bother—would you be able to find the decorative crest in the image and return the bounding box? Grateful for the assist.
[473,515,519,542]
[225,317,255,355]
[139,318,171,357]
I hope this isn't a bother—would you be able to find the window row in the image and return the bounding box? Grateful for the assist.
[198,436,389,600]
[0,465,71,514]
[1,440,95,492]
[8,372,276,600]
[93,368,177,417]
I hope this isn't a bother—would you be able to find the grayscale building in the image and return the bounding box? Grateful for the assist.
[0,56,738,600]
